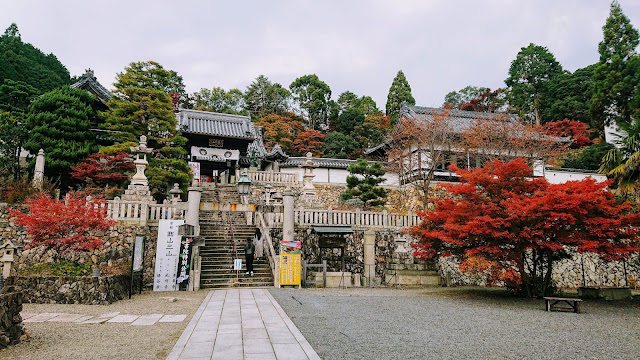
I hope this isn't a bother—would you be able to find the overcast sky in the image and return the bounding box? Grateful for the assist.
[3,0,640,110]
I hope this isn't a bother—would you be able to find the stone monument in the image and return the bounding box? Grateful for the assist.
[32,149,45,190]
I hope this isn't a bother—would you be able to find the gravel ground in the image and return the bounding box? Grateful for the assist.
[270,287,640,360]
[1,290,208,360]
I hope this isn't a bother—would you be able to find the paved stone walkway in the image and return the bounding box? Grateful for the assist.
[167,289,320,360]
[21,311,186,325]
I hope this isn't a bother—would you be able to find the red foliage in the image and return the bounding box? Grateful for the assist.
[542,119,592,148]
[459,88,504,112]
[10,193,115,253]
[292,130,325,156]
[71,152,135,187]
[408,159,640,295]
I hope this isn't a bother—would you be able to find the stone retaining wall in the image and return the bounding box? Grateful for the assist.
[438,253,640,289]
[1,205,157,284]
[5,275,131,305]
[0,289,25,349]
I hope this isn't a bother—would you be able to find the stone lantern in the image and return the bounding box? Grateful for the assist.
[0,240,22,279]
[169,183,183,203]
[122,135,154,201]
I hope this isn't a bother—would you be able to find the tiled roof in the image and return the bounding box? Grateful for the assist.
[264,144,289,161]
[70,69,112,105]
[247,125,267,157]
[177,109,255,140]
[402,106,521,134]
[365,106,568,155]
[281,157,358,169]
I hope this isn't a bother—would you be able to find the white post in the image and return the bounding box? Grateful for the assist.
[186,183,202,236]
[32,149,45,190]
[283,188,295,243]
[364,230,376,285]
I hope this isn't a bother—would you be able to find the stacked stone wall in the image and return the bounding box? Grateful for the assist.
[5,275,131,304]
[0,289,24,349]
[0,205,157,284]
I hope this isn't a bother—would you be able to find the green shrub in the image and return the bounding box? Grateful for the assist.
[18,260,92,276]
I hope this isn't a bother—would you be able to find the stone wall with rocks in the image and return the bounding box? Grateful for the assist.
[273,227,407,279]
[0,205,157,284]
[5,275,131,305]
[437,253,640,289]
[0,289,24,349]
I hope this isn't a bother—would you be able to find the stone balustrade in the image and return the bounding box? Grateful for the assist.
[263,209,420,230]
[248,170,299,185]
[106,198,186,225]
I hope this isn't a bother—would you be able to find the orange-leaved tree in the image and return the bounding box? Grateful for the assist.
[292,130,325,156]
[542,118,593,148]
[255,113,305,154]
[10,193,114,258]
[408,158,640,297]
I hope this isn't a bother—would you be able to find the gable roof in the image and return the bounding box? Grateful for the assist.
[401,106,523,134]
[365,106,568,155]
[70,69,112,105]
[177,109,256,140]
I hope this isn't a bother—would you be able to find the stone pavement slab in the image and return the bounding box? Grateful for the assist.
[131,313,163,326]
[47,313,84,322]
[19,313,37,320]
[167,289,320,360]
[159,314,187,323]
[108,314,141,323]
[24,313,63,322]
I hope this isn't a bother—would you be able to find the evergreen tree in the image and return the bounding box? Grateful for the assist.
[289,74,332,130]
[24,86,98,188]
[590,1,640,128]
[505,43,563,125]
[244,75,291,120]
[0,23,70,94]
[100,61,190,196]
[0,79,38,178]
[541,65,595,127]
[385,70,415,124]
[322,132,359,159]
[340,159,387,209]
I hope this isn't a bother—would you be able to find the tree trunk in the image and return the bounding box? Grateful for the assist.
[534,96,541,126]
[542,252,554,296]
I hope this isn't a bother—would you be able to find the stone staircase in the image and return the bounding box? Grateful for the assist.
[197,185,273,288]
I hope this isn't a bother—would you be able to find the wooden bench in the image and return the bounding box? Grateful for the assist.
[544,297,583,313]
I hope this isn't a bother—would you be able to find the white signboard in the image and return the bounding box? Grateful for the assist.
[153,219,185,291]
[188,161,200,179]
[234,259,242,271]
[191,147,240,161]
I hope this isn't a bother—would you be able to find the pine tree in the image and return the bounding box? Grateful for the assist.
[385,70,415,124]
[340,159,387,209]
[100,61,191,196]
[24,86,98,188]
[590,1,640,128]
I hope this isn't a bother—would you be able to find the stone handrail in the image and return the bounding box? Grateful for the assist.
[248,170,299,185]
[255,212,278,287]
[266,209,420,229]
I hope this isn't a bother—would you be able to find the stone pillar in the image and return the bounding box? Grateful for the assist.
[32,149,45,190]
[185,183,202,236]
[364,230,376,284]
[283,188,295,243]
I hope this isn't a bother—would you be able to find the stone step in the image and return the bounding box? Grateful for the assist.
[384,270,439,276]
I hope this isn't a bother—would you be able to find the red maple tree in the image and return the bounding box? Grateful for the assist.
[542,119,592,148]
[292,130,325,156]
[10,193,115,256]
[408,158,640,297]
[71,152,135,187]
